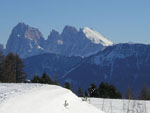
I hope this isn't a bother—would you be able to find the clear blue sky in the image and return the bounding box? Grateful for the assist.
[0,0,150,45]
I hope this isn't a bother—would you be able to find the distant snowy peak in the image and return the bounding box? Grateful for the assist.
[82,27,113,46]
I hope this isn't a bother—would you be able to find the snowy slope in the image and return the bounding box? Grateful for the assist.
[83,27,113,46]
[0,84,104,113]
[88,98,150,113]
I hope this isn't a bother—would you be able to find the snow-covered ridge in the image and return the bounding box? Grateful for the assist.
[0,83,104,113]
[83,27,113,46]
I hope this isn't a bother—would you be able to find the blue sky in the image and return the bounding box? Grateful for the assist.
[0,0,150,45]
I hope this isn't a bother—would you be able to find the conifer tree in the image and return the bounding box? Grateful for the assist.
[98,82,122,99]
[84,90,88,97]
[88,83,99,97]
[0,51,4,82]
[32,75,41,83]
[64,82,72,90]
[41,72,53,84]
[125,87,133,100]
[3,53,16,82]
[139,84,149,100]
[78,87,83,97]
[15,54,27,82]
[53,74,59,85]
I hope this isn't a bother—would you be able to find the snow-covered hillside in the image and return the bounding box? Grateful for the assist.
[0,84,103,113]
[88,98,150,113]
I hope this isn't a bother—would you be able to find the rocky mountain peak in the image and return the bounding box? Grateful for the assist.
[15,22,28,29]
[5,23,45,58]
[5,23,113,58]
[24,27,43,41]
[48,29,60,40]
[62,25,78,36]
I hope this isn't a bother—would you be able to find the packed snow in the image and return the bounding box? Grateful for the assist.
[83,27,113,46]
[0,84,104,113]
[88,98,150,113]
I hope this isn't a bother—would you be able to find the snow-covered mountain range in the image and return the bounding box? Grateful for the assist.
[5,23,113,58]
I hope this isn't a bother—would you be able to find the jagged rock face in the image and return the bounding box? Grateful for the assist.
[5,23,113,58]
[45,30,62,54]
[45,25,113,57]
[5,23,45,58]
[62,43,150,96]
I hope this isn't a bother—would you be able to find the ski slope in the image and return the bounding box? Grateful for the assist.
[0,83,104,113]
[89,98,150,113]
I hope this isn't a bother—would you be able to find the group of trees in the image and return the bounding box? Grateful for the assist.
[87,82,122,99]
[31,74,150,100]
[64,82,72,90]
[65,82,122,99]
[139,85,150,100]
[0,52,27,83]
[126,85,150,100]
[32,73,59,85]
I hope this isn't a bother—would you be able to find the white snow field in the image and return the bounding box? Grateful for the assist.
[0,84,104,113]
[88,98,150,113]
[83,27,113,45]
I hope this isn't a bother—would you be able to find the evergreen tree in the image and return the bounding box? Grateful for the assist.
[15,54,27,82]
[0,51,4,82]
[99,82,107,98]
[31,75,41,83]
[78,87,83,97]
[88,83,99,97]
[98,82,122,99]
[53,74,59,85]
[84,90,88,97]
[125,87,133,100]
[139,84,149,100]
[41,72,53,84]
[3,53,16,82]
[64,82,72,90]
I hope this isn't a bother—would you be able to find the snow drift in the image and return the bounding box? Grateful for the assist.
[0,83,104,113]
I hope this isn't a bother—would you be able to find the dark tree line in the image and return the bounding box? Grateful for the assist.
[138,84,150,100]
[0,52,27,83]
[64,82,72,90]
[87,82,122,99]
[65,82,122,99]
[31,72,59,85]
[77,82,150,100]
[125,84,150,100]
